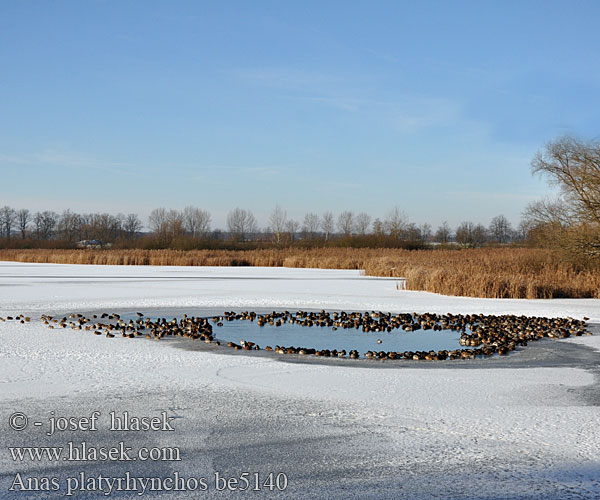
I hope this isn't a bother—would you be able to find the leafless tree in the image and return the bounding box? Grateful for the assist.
[227,208,257,241]
[337,211,354,237]
[527,136,600,258]
[123,213,143,239]
[268,205,287,244]
[355,212,372,235]
[302,213,320,239]
[455,221,474,247]
[149,208,169,239]
[285,219,299,242]
[166,209,184,238]
[84,213,121,242]
[488,215,512,243]
[58,209,82,241]
[34,211,58,240]
[384,207,408,239]
[516,219,532,241]
[0,206,16,239]
[17,209,30,239]
[473,223,487,246]
[420,223,432,242]
[434,221,451,244]
[80,213,112,241]
[531,136,600,223]
[456,221,486,247]
[523,197,573,228]
[183,206,211,237]
[522,198,577,250]
[372,218,385,235]
[321,212,335,241]
[405,223,422,240]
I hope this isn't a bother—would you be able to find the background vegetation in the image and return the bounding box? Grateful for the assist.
[0,247,597,299]
[1,136,597,299]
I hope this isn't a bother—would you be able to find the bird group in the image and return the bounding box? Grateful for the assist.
[3,309,591,361]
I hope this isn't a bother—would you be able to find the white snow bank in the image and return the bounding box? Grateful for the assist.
[1,261,599,321]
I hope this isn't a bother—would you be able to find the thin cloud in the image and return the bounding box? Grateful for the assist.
[192,165,283,179]
[232,66,468,130]
[446,190,535,203]
[0,149,140,176]
[285,95,366,112]
[232,67,345,93]
[391,98,463,132]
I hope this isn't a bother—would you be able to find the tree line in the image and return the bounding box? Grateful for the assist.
[0,203,524,249]
[0,208,142,244]
[1,134,596,260]
[523,135,600,264]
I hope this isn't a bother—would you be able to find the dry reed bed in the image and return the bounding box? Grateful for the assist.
[0,248,598,299]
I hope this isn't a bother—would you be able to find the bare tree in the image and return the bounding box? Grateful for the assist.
[337,211,354,237]
[227,208,257,241]
[123,213,142,239]
[285,219,299,242]
[166,209,184,238]
[372,218,385,235]
[516,219,532,241]
[420,223,432,242]
[488,215,512,243]
[455,221,474,247]
[85,213,121,242]
[405,223,422,240]
[149,208,168,239]
[532,136,600,223]
[17,209,30,239]
[77,214,90,240]
[321,212,335,241]
[183,206,211,237]
[196,210,212,237]
[268,205,287,244]
[355,212,372,235]
[473,223,487,246]
[527,136,600,258]
[434,221,451,244]
[384,207,408,239]
[58,209,82,241]
[456,221,486,247]
[302,212,320,239]
[0,206,16,239]
[34,211,58,240]
[522,198,579,250]
[523,197,573,228]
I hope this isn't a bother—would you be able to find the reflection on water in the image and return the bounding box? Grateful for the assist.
[213,320,462,355]
[63,308,589,362]
[115,309,465,359]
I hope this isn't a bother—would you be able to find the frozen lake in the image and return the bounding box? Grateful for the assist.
[1,262,599,499]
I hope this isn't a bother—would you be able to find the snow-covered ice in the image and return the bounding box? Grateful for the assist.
[1,261,599,499]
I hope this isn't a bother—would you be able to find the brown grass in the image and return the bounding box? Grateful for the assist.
[0,248,598,299]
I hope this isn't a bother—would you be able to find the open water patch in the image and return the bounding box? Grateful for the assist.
[19,309,591,362]
[213,317,462,355]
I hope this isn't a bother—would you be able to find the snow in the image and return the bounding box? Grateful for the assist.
[1,261,599,499]
[1,261,599,321]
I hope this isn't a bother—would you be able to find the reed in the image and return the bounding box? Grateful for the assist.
[0,247,598,299]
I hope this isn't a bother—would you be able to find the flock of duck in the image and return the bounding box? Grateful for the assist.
[1,309,592,361]
[217,310,591,360]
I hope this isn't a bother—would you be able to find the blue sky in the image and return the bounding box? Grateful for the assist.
[1,0,599,230]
